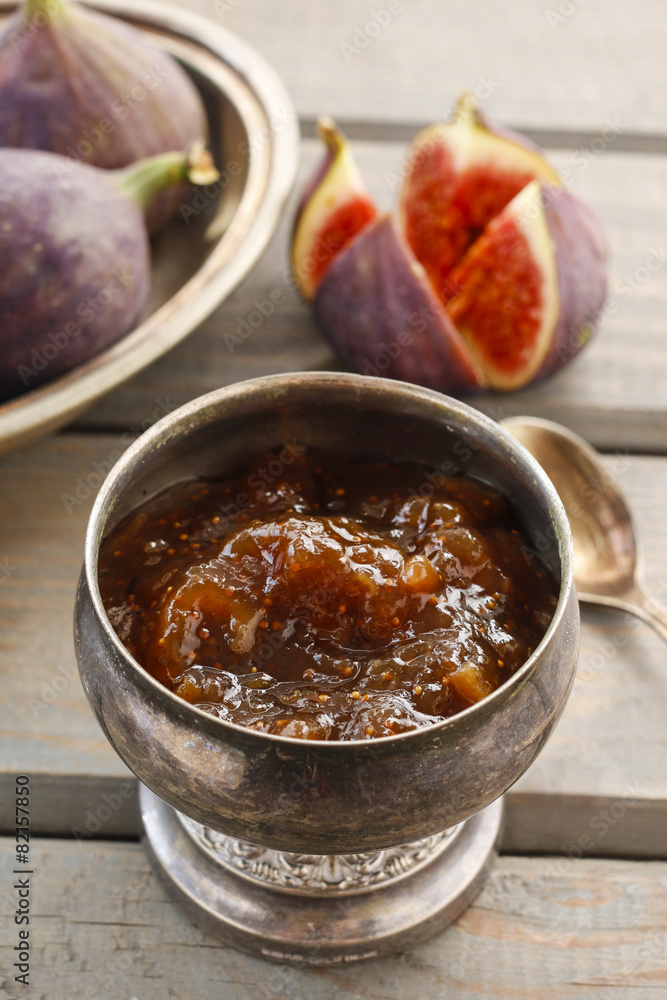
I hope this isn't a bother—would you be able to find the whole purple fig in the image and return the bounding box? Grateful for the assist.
[0,143,218,400]
[0,0,208,232]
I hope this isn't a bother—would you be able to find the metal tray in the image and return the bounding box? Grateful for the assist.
[0,0,299,455]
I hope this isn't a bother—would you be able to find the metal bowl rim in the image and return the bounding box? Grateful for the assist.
[82,371,576,748]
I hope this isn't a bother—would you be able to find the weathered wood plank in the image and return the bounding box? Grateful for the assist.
[0,434,139,838]
[78,141,667,451]
[1,434,666,855]
[180,0,667,138]
[0,838,665,999]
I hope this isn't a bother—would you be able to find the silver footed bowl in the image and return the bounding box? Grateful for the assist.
[74,373,579,854]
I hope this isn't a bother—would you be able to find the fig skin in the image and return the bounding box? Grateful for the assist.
[0,144,219,401]
[0,0,208,232]
[313,215,483,392]
[537,183,609,381]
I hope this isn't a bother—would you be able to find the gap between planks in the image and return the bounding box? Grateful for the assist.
[57,423,667,459]
[300,117,667,153]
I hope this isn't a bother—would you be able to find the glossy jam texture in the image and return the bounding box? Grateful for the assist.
[98,447,557,740]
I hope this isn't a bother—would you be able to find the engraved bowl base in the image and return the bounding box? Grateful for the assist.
[140,785,504,965]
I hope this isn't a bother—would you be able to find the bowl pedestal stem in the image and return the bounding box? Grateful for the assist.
[140,784,503,964]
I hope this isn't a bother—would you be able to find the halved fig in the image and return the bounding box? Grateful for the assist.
[400,94,560,304]
[314,215,483,392]
[446,181,608,390]
[291,118,378,300]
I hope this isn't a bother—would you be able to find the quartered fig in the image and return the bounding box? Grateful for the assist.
[292,98,608,395]
[291,118,378,300]
[0,144,219,401]
[0,0,208,231]
[400,93,561,304]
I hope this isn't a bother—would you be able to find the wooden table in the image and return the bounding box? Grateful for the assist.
[2,1,667,996]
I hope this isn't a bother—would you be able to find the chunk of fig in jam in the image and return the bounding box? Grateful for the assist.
[99,448,557,740]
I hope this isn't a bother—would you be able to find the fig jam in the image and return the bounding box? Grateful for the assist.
[99,447,557,740]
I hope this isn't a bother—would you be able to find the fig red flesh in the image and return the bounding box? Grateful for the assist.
[447,181,608,389]
[402,148,545,302]
[400,96,560,305]
[447,195,551,384]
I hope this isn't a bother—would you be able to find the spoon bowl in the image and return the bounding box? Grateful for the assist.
[501,416,667,642]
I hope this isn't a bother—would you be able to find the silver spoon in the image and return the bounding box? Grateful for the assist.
[501,415,667,643]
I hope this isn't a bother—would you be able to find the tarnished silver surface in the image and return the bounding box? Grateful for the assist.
[0,0,298,454]
[142,785,504,964]
[75,372,580,854]
[177,813,459,895]
[502,415,667,643]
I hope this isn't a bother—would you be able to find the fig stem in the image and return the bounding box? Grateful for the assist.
[453,91,483,125]
[111,142,219,213]
[317,117,343,155]
[24,0,66,19]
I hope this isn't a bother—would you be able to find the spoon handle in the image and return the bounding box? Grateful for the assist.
[633,586,667,644]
